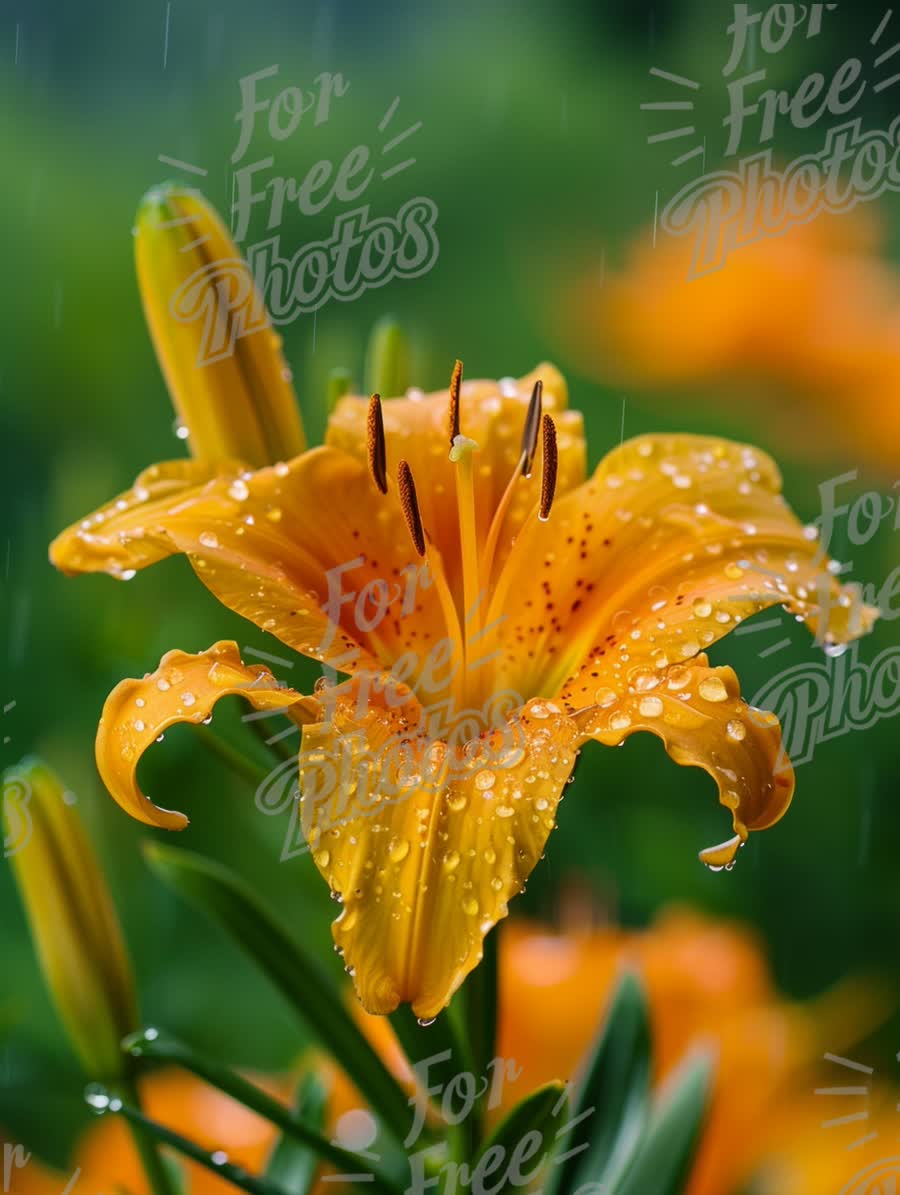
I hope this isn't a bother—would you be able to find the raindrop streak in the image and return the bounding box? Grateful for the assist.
[163,2,171,70]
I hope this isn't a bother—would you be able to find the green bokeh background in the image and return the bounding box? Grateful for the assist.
[2,0,899,1166]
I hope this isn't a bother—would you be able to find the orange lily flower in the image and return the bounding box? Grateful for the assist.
[50,187,877,1020]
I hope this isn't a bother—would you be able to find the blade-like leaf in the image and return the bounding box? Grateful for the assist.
[143,843,411,1146]
[613,1048,715,1195]
[474,1081,568,1184]
[122,1028,401,1193]
[264,1070,328,1195]
[548,971,652,1195]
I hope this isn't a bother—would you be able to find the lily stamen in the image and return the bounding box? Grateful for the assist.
[366,394,388,495]
[397,459,425,556]
[480,378,543,585]
[539,414,558,521]
[521,379,543,477]
[448,358,462,444]
[396,458,466,710]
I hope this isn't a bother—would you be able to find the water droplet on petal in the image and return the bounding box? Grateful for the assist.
[698,676,728,703]
[388,838,410,863]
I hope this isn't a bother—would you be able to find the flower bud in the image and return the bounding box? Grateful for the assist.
[7,758,138,1078]
[135,182,306,468]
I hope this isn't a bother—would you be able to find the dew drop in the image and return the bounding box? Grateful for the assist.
[824,642,849,659]
[388,838,410,863]
[698,676,728,703]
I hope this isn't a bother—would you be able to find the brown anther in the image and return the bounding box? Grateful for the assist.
[398,460,426,556]
[366,393,388,494]
[539,414,558,521]
[448,359,463,446]
[520,379,543,476]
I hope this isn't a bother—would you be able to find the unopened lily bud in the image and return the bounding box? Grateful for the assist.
[7,758,138,1079]
[135,182,306,468]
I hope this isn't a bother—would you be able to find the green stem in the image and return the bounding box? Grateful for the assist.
[246,714,299,764]
[114,1096,288,1195]
[122,1030,403,1195]
[116,1078,181,1195]
[196,726,271,786]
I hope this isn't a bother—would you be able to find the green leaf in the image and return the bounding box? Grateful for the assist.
[265,1071,329,1195]
[474,1081,568,1183]
[460,924,499,1090]
[548,971,652,1195]
[89,1086,290,1195]
[365,318,410,398]
[142,843,411,1146]
[122,1028,402,1193]
[612,1048,715,1195]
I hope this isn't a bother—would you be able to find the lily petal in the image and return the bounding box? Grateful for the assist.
[580,655,794,868]
[96,641,318,829]
[54,448,454,682]
[299,687,579,1017]
[327,365,586,593]
[490,434,877,700]
[49,459,236,577]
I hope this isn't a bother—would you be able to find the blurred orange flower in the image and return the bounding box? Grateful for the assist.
[344,912,892,1195]
[568,197,900,477]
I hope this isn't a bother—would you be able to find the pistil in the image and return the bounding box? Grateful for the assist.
[448,361,486,703]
